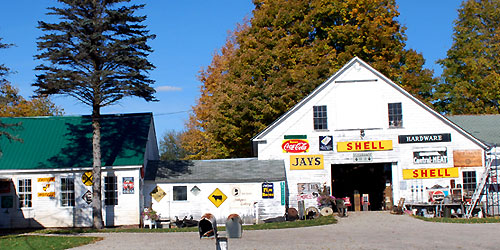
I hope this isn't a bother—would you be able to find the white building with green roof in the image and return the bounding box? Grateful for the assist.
[0,113,158,228]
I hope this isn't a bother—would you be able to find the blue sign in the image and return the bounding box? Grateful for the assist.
[262,183,274,199]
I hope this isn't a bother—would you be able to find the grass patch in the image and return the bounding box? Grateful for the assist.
[33,215,337,234]
[0,235,102,250]
[243,215,337,230]
[415,216,500,223]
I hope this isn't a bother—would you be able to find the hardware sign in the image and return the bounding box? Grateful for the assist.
[399,133,451,144]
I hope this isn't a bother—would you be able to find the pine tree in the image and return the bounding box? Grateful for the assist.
[34,0,156,228]
[0,38,22,146]
[436,0,500,114]
[183,0,437,159]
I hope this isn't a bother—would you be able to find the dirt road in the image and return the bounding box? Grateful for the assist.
[70,211,500,250]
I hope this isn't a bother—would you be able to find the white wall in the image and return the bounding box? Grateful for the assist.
[144,181,286,224]
[256,60,486,209]
[0,167,142,228]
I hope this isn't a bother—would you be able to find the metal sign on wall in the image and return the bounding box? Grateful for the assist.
[399,133,451,144]
[150,186,166,202]
[262,183,274,199]
[413,150,448,164]
[354,152,373,162]
[319,136,333,151]
[209,188,227,208]
[290,155,324,170]
[337,140,392,152]
[37,177,55,197]
[82,171,93,186]
[453,150,483,167]
[402,167,459,179]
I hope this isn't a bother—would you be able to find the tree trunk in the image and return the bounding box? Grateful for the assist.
[92,104,104,229]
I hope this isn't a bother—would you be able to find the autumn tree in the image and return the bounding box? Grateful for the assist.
[183,0,437,159]
[159,130,188,160]
[0,82,62,117]
[436,0,500,114]
[34,0,156,229]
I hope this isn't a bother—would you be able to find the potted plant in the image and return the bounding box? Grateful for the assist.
[142,207,159,228]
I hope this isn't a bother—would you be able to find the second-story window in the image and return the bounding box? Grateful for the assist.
[313,105,328,130]
[388,103,402,128]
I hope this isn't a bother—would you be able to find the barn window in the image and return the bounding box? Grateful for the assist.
[61,177,75,207]
[388,102,402,128]
[104,176,118,206]
[18,179,32,208]
[313,105,328,130]
[463,171,477,192]
[173,186,187,201]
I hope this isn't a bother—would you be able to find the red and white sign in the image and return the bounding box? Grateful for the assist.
[428,190,445,202]
[282,139,309,153]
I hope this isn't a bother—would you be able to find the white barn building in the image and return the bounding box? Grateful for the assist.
[252,57,489,212]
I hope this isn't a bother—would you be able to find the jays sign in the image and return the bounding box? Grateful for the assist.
[290,155,324,170]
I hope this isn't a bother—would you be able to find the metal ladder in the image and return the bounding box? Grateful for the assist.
[465,158,493,218]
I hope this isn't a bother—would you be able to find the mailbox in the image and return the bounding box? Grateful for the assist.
[198,213,217,238]
[225,214,242,238]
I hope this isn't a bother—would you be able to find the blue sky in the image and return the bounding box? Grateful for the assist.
[0,0,461,140]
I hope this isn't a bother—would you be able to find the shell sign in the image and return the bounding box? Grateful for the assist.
[282,139,309,153]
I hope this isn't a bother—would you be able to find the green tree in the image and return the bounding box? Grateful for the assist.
[0,38,22,145]
[184,0,437,159]
[159,130,187,160]
[436,0,500,114]
[34,0,156,229]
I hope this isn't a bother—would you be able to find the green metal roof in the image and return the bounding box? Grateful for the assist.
[447,115,500,147]
[0,113,153,170]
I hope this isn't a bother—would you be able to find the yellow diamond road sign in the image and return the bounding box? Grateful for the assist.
[209,188,227,208]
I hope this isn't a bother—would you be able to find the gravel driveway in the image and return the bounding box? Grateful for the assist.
[70,211,500,250]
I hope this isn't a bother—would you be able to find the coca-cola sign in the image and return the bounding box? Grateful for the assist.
[282,139,309,153]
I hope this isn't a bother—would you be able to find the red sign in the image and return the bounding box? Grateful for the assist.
[428,190,445,202]
[282,139,309,153]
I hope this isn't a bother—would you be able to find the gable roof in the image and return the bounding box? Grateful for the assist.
[0,113,153,170]
[447,115,500,147]
[146,158,286,183]
[252,57,487,149]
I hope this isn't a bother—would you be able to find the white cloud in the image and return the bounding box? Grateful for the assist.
[156,85,182,92]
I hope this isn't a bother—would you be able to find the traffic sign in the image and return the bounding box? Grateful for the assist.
[82,190,92,205]
[82,171,93,186]
[209,188,227,208]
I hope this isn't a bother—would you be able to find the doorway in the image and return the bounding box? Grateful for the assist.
[331,163,392,211]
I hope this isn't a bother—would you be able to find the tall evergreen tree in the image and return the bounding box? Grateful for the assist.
[436,0,500,114]
[34,0,156,228]
[0,38,22,146]
[183,0,437,159]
